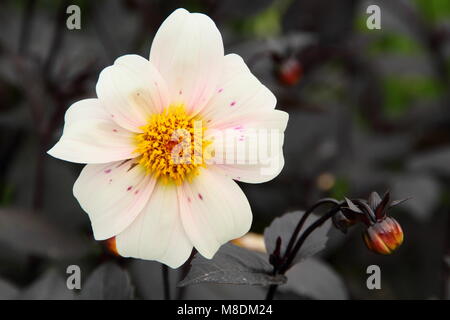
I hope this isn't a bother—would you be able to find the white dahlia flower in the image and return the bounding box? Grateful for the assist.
[48,8,288,268]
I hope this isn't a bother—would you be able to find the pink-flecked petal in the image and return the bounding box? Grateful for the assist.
[47,99,136,164]
[73,160,156,240]
[206,109,288,183]
[116,183,192,268]
[178,168,252,259]
[199,53,288,183]
[96,54,170,132]
[149,8,224,114]
[200,54,276,129]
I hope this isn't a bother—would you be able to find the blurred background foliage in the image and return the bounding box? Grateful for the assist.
[0,0,449,299]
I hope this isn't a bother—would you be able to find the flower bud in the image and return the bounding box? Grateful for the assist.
[363,217,404,255]
[277,58,302,86]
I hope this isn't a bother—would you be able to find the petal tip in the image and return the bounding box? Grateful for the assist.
[46,143,63,160]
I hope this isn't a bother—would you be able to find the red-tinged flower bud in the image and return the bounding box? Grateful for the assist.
[277,58,302,86]
[363,217,404,255]
[104,237,119,256]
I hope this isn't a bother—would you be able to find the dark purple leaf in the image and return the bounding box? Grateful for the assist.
[79,263,134,300]
[19,269,74,300]
[368,192,382,211]
[184,283,266,300]
[375,191,390,219]
[280,258,348,300]
[389,198,411,208]
[178,244,285,287]
[344,197,364,214]
[391,174,440,220]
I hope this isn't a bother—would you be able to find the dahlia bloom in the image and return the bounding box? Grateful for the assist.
[48,8,288,268]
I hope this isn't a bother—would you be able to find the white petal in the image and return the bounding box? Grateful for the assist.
[96,54,170,132]
[149,8,224,114]
[200,54,277,129]
[47,99,136,164]
[214,156,285,184]
[178,168,252,259]
[199,54,288,184]
[206,110,288,183]
[116,183,192,268]
[73,160,156,240]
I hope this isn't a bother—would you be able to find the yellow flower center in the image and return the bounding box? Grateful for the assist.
[134,105,210,185]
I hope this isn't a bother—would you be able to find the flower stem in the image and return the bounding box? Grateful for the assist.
[175,248,197,300]
[280,203,343,273]
[283,198,340,261]
[265,284,278,300]
[162,264,170,300]
[266,200,344,300]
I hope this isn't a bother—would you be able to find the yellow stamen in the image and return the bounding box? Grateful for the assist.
[134,104,211,185]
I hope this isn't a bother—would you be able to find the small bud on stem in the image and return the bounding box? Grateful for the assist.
[266,191,409,300]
